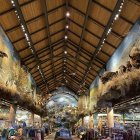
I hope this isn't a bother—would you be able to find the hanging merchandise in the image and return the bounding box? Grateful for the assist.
[22,122,26,128]
[8,126,16,137]
[1,128,8,140]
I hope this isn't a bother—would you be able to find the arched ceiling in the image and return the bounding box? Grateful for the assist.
[0,0,140,96]
[47,94,77,108]
[46,87,78,110]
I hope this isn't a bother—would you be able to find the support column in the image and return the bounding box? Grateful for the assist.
[9,104,17,126]
[30,113,34,126]
[123,112,125,124]
[107,107,114,137]
[39,116,42,127]
[81,117,84,126]
[89,114,94,129]
[98,117,102,135]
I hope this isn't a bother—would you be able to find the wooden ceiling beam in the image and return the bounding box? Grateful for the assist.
[67,50,102,72]
[68,32,106,64]
[5,3,65,33]
[92,0,133,25]
[66,58,86,73]
[66,82,79,91]
[68,29,110,58]
[66,59,96,82]
[69,18,117,49]
[37,70,63,87]
[47,70,63,81]
[49,76,63,86]
[0,0,35,16]
[23,38,64,62]
[31,55,63,76]
[39,50,64,65]
[55,74,63,80]
[68,39,92,57]
[68,53,99,75]
[48,77,63,87]
[41,0,58,88]
[56,73,63,78]
[18,28,65,54]
[13,18,65,45]
[48,77,63,88]
[69,39,106,66]
[46,71,63,83]
[50,75,63,85]
[65,85,78,94]
[34,75,43,82]
[66,68,83,80]
[66,63,85,77]
[80,0,125,86]
[33,56,63,76]
[6,14,44,33]
[72,0,92,75]
[14,0,50,93]
[32,49,99,77]
[66,75,89,89]
[85,28,117,49]
[66,67,95,83]
[43,59,63,74]
[45,62,63,75]
[69,4,124,39]
[68,39,105,68]
[68,52,90,68]
[65,77,79,87]
[52,66,63,74]
[63,0,69,80]
[26,44,64,67]
[68,85,79,93]
[67,41,105,69]
[66,71,82,84]
[65,63,83,77]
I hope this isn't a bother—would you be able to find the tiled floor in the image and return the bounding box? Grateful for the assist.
[45,133,80,140]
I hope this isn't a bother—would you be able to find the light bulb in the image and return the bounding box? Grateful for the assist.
[66,25,69,29]
[64,51,67,54]
[65,35,68,39]
[11,0,14,4]
[66,11,70,17]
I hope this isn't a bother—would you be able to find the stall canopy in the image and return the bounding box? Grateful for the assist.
[0,0,140,97]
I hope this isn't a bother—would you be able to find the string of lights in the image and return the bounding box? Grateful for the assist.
[78,0,125,94]
[10,0,50,93]
[63,2,70,83]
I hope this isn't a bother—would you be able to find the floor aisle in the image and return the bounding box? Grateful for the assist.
[45,133,80,140]
[45,133,55,140]
[72,135,80,140]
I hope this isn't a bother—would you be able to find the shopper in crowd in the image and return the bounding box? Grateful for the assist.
[71,125,75,135]
[8,126,16,138]
[18,126,23,136]
[1,128,8,140]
